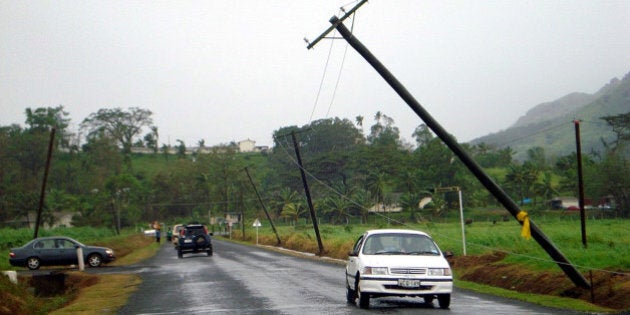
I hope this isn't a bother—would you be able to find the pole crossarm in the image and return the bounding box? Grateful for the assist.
[305,0,368,50]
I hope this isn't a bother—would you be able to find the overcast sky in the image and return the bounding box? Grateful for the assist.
[2,1,629,147]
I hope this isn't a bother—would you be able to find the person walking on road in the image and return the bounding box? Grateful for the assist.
[153,221,161,243]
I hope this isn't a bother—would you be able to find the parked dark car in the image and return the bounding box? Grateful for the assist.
[9,236,115,270]
[176,224,213,258]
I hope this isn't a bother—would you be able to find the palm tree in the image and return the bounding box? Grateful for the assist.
[272,187,299,219]
[351,189,373,224]
[367,171,388,211]
[281,202,304,226]
[399,192,421,221]
[323,194,352,225]
[534,172,559,207]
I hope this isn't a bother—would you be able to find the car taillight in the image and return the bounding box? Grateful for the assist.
[204,226,208,234]
[180,230,185,237]
[9,252,15,258]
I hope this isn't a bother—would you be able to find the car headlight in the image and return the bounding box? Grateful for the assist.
[428,268,451,276]
[363,267,388,275]
[105,249,114,255]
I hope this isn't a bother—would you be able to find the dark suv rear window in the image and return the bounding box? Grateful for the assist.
[185,226,206,236]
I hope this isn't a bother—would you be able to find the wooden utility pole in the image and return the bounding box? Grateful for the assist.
[291,131,324,255]
[244,167,281,245]
[34,128,55,239]
[574,120,587,248]
[307,6,590,288]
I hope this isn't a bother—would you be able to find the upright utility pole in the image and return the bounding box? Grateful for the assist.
[307,7,590,288]
[34,128,55,239]
[574,120,587,248]
[291,131,324,255]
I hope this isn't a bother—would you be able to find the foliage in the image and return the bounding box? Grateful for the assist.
[0,106,627,231]
[80,107,154,155]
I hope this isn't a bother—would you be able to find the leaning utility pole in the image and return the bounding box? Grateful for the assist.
[244,167,282,245]
[291,131,324,255]
[306,4,590,289]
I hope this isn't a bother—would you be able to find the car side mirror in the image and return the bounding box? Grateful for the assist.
[443,250,454,258]
[348,251,357,257]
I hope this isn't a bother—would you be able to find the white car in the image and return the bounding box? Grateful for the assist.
[345,229,453,309]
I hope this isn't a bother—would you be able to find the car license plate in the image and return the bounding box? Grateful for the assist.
[184,239,192,243]
[398,279,420,288]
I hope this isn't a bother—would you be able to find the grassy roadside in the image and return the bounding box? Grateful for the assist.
[226,219,630,313]
[50,235,162,314]
[4,220,626,313]
[454,279,614,313]
[0,232,162,314]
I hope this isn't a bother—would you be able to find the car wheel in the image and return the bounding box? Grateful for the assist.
[88,254,103,267]
[437,294,450,309]
[423,295,434,305]
[27,257,41,270]
[357,278,370,309]
[177,250,183,258]
[345,279,356,303]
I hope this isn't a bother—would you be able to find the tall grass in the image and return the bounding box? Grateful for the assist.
[247,217,630,275]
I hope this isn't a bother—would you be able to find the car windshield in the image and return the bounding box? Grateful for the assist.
[362,233,439,255]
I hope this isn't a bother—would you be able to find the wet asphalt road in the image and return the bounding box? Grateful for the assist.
[115,240,578,314]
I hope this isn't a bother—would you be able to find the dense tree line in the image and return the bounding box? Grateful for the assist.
[1,107,628,232]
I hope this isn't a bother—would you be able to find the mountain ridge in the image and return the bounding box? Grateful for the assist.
[470,71,630,160]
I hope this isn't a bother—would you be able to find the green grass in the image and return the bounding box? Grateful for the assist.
[455,279,614,313]
[248,217,630,273]
[1,230,159,314]
[234,217,629,312]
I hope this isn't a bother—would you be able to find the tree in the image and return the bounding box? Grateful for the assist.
[105,173,141,233]
[281,201,304,226]
[533,172,559,207]
[204,146,245,216]
[176,140,187,158]
[25,106,72,148]
[526,146,547,171]
[271,187,300,219]
[412,124,434,148]
[601,113,630,149]
[367,111,401,148]
[399,192,423,221]
[590,150,630,217]
[351,189,373,224]
[81,107,154,154]
[505,163,539,205]
[322,193,352,224]
[144,126,159,154]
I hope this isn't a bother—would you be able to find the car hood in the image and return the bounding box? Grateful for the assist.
[84,245,112,251]
[358,254,450,269]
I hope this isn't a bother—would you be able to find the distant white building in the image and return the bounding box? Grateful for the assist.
[238,139,256,152]
[130,138,268,155]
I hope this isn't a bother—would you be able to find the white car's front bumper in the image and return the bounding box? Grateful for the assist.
[358,276,453,296]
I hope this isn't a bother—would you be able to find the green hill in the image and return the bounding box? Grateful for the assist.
[471,71,630,160]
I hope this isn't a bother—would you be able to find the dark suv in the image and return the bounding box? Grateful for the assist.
[176,224,213,258]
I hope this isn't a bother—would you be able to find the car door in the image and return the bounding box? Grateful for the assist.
[36,239,58,265]
[56,238,79,265]
[346,234,365,288]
